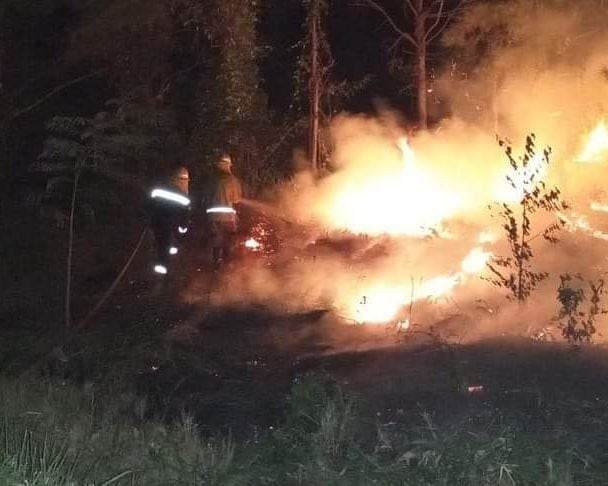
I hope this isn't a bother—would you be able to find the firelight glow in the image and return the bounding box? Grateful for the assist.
[461,247,493,274]
[576,119,608,163]
[318,137,463,236]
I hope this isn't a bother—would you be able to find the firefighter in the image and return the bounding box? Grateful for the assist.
[148,166,191,275]
[203,153,243,267]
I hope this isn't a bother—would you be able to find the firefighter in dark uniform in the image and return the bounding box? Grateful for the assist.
[203,154,243,267]
[148,166,191,275]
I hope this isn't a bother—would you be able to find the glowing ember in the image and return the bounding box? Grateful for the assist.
[320,136,462,236]
[245,238,261,250]
[461,247,493,274]
[576,119,608,163]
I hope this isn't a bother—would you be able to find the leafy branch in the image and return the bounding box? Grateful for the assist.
[487,134,568,303]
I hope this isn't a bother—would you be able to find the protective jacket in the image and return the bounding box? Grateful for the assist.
[203,172,242,222]
[148,181,191,274]
[208,173,242,208]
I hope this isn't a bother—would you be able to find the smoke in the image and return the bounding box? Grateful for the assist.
[437,0,608,195]
[183,0,608,346]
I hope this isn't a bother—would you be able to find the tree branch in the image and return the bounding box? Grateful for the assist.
[356,0,418,47]
[11,70,104,120]
[427,0,467,43]
[425,0,445,41]
[404,0,417,16]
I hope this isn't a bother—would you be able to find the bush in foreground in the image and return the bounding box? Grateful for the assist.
[0,374,605,485]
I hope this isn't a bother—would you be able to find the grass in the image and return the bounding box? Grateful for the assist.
[1,374,607,485]
[3,205,608,484]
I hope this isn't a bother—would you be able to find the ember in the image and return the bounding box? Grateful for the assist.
[245,238,261,250]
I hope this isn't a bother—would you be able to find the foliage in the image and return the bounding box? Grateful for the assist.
[557,274,607,343]
[28,102,182,227]
[1,373,607,485]
[487,134,568,303]
[192,0,271,189]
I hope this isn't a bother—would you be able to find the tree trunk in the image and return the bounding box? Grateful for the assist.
[0,121,12,203]
[65,169,81,331]
[414,2,428,130]
[309,0,320,175]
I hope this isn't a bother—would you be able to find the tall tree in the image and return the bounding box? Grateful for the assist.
[308,0,322,174]
[195,0,269,187]
[296,0,348,174]
[357,0,468,129]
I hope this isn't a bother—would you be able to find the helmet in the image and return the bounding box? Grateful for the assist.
[173,166,189,181]
[216,153,233,173]
[171,166,189,194]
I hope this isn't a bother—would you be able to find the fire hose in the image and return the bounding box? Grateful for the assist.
[78,226,148,328]
[19,227,149,379]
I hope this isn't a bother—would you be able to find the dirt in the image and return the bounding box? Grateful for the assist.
[129,254,608,439]
[8,206,608,445]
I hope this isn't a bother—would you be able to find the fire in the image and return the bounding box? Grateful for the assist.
[347,246,492,325]
[461,247,493,274]
[420,274,461,300]
[352,286,410,324]
[561,211,608,241]
[478,231,498,244]
[319,137,462,236]
[576,119,608,163]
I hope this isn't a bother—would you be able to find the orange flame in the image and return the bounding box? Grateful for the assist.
[346,246,492,325]
[319,137,462,236]
[576,119,608,163]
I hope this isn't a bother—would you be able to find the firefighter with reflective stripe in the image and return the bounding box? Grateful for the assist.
[203,154,243,266]
[148,166,191,275]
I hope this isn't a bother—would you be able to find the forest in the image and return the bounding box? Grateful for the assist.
[4,0,608,484]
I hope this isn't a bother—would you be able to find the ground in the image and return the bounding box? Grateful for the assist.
[3,204,608,483]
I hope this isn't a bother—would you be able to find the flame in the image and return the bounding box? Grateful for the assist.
[319,137,462,236]
[348,275,460,325]
[352,286,409,324]
[576,119,608,163]
[461,247,493,274]
[478,231,498,244]
[346,245,492,325]
[420,274,461,299]
[590,201,608,213]
[561,211,608,241]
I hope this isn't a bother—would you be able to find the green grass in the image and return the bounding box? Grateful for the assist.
[1,374,606,485]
